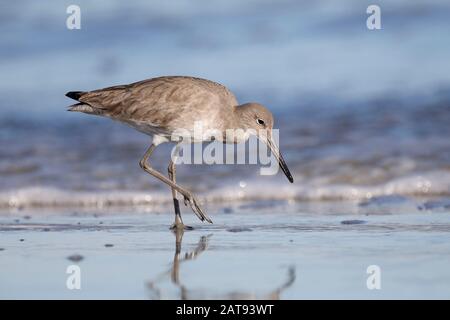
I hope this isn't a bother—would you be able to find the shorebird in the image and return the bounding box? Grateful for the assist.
[66,76,293,229]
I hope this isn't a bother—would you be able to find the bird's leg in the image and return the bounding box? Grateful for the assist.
[139,144,213,224]
[168,146,193,230]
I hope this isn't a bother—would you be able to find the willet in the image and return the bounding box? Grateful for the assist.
[66,76,293,229]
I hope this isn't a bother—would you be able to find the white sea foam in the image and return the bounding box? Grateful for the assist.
[1,171,448,210]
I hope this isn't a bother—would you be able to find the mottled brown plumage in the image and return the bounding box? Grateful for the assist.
[68,76,239,138]
[66,76,293,229]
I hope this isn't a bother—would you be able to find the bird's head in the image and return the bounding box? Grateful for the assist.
[236,102,294,183]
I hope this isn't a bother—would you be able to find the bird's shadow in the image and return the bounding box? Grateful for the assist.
[146,229,296,300]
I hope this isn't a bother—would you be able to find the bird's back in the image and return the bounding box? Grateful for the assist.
[67,76,239,135]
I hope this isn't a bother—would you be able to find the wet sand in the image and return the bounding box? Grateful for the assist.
[1,200,450,299]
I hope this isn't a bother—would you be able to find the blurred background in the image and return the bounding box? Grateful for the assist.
[0,0,449,209]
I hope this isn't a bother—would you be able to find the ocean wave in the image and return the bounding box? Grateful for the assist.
[0,171,448,210]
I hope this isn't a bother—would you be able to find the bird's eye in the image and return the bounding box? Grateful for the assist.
[256,118,265,126]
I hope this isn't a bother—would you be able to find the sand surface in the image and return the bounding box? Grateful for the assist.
[1,201,450,299]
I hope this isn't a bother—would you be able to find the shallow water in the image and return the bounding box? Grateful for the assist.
[1,201,450,299]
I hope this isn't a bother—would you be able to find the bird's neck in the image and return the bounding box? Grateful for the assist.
[229,105,247,130]
[223,105,251,143]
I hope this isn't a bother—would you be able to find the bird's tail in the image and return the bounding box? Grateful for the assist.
[66,91,85,101]
[66,91,101,114]
[67,102,100,114]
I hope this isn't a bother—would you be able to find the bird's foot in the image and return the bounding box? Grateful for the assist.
[183,193,213,224]
[170,222,194,231]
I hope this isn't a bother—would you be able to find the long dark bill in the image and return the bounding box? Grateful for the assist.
[267,137,294,183]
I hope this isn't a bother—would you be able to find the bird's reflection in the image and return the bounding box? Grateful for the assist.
[147,229,211,299]
[147,229,296,300]
[170,229,212,299]
[224,266,296,300]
